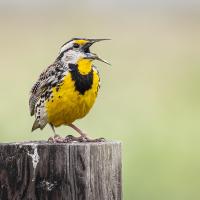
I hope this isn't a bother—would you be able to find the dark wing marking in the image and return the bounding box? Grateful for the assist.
[92,65,101,91]
[29,61,66,116]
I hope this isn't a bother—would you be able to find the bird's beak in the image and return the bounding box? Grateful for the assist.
[82,38,110,51]
[82,38,111,65]
[89,38,111,43]
[95,55,111,65]
[84,53,111,65]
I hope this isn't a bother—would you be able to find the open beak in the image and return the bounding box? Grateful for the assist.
[82,38,111,65]
[89,38,111,43]
[84,53,111,65]
[95,56,111,65]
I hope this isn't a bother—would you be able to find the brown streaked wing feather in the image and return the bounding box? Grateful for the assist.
[29,63,57,116]
[29,61,67,116]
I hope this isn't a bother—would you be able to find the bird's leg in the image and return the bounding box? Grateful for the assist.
[66,123,105,142]
[48,123,66,143]
[63,124,87,142]
[68,123,87,138]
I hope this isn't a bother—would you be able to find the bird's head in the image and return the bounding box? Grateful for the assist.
[57,38,110,65]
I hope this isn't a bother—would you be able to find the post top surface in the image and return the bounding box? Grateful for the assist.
[0,140,121,147]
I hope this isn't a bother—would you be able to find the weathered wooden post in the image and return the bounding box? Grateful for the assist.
[0,141,122,200]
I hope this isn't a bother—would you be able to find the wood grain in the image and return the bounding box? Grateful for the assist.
[0,141,122,200]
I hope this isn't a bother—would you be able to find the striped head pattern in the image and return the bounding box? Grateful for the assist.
[57,38,111,65]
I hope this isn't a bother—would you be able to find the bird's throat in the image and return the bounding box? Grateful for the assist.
[77,59,92,75]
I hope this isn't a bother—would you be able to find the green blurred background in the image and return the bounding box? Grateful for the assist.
[1,1,200,199]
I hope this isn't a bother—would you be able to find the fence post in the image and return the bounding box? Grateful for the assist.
[0,141,122,200]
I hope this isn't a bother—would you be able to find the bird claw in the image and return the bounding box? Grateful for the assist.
[48,134,105,143]
[92,137,106,142]
[64,135,80,142]
[65,135,106,143]
[48,134,66,143]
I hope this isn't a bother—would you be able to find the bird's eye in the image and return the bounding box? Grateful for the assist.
[73,43,80,48]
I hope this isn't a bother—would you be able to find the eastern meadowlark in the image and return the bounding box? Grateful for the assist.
[29,38,110,142]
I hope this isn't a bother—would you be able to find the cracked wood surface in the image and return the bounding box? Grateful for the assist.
[0,141,122,200]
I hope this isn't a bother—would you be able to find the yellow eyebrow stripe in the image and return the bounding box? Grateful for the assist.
[74,40,88,45]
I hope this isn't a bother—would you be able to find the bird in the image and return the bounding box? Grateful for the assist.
[29,38,110,142]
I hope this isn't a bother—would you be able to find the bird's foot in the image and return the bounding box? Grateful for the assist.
[48,134,66,143]
[48,134,105,143]
[65,135,106,143]
[84,136,106,142]
[67,124,105,142]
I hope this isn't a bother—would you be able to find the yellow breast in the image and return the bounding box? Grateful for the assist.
[45,66,100,127]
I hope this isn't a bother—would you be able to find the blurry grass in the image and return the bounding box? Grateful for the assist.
[0,9,200,200]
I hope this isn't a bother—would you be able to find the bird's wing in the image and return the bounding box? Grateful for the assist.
[92,65,101,90]
[29,61,66,116]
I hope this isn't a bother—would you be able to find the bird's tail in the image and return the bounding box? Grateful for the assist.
[31,119,46,132]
